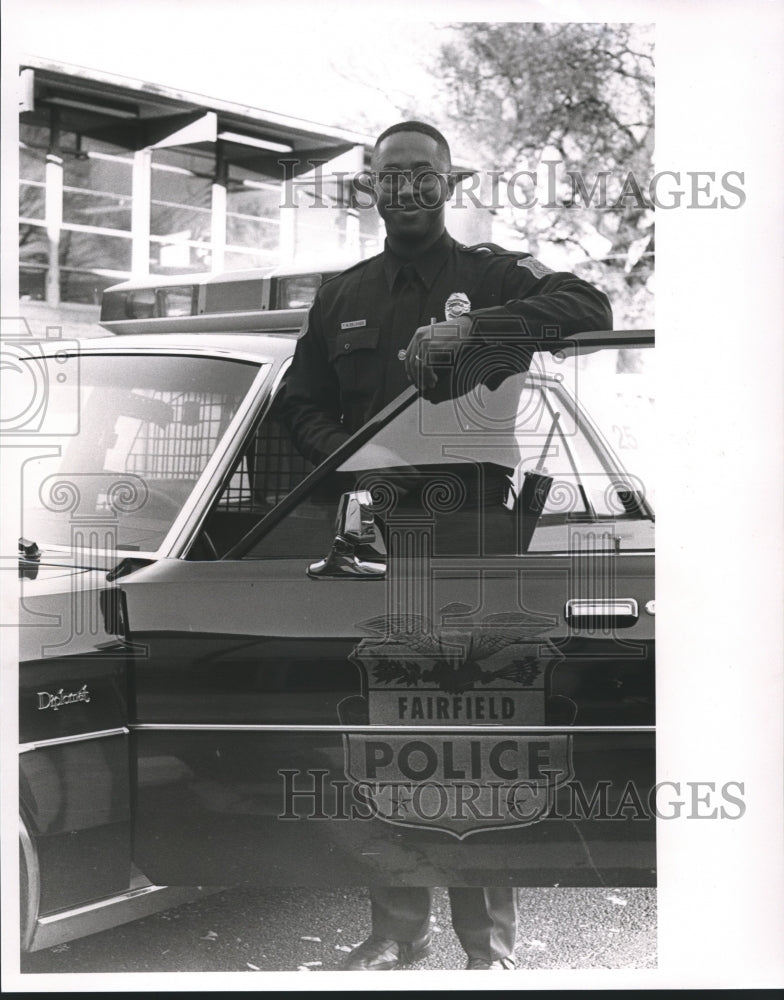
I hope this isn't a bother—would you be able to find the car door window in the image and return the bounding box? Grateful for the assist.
[244,341,654,562]
[200,391,315,557]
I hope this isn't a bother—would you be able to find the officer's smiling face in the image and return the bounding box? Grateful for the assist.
[372,131,455,250]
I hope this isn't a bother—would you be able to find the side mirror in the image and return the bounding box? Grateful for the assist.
[336,490,376,545]
[307,490,386,579]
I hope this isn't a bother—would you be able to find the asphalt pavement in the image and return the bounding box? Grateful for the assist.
[19,886,656,976]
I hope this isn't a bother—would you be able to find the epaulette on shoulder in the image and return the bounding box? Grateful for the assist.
[458,241,521,258]
[319,254,379,288]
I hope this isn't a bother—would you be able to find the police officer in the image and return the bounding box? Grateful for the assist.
[281,121,613,971]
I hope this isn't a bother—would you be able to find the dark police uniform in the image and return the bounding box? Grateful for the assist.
[281,230,613,466]
[281,230,612,965]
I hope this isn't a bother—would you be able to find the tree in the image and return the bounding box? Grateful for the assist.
[433,22,655,326]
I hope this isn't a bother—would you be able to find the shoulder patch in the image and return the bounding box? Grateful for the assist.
[516,256,554,279]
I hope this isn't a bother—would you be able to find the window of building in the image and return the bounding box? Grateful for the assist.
[19,224,48,302]
[63,146,133,232]
[150,148,213,273]
[19,125,50,301]
[225,168,282,269]
[18,89,373,307]
[19,125,136,304]
[288,176,354,256]
[19,129,46,222]
[58,231,133,305]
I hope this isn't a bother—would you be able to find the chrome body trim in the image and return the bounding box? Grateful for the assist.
[19,727,129,753]
[26,882,216,953]
[19,817,40,953]
[131,723,655,734]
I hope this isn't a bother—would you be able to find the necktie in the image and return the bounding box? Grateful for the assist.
[385,264,423,401]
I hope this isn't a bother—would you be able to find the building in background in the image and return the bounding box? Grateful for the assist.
[17,58,489,337]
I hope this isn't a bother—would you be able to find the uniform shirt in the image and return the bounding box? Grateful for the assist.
[281,230,613,465]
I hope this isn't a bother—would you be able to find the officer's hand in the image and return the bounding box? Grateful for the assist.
[404,316,473,390]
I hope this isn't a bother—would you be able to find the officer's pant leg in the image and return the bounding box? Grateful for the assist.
[369,887,433,942]
[448,887,518,961]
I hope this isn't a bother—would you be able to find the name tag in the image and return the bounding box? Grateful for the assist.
[340,319,367,330]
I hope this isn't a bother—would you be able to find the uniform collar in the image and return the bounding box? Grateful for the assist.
[383,230,454,291]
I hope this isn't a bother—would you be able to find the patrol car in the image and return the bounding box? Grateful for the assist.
[15,264,655,952]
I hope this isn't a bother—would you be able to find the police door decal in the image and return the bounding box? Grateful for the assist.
[340,609,572,838]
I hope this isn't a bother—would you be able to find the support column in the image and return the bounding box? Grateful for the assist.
[131,148,152,277]
[274,157,294,263]
[278,203,296,263]
[45,109,62,307]
[211,139,227,272]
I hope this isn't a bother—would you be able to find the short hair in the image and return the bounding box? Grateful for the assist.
[373,121,452,168]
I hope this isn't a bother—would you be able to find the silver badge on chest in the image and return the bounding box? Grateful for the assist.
[445,292,471,321]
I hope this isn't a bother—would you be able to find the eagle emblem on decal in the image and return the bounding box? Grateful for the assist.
[358,612,550,695]
[340,607,574,838]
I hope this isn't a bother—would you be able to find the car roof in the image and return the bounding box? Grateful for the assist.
[65,333,297,366]
[105,260,359,291]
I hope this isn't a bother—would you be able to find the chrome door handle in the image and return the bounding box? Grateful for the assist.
[565,599,639,622]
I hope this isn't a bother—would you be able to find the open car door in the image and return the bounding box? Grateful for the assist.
[121,330,656,888]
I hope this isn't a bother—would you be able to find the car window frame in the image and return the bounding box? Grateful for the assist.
[224,330,655,561]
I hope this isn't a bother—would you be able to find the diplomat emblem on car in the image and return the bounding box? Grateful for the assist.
[444,292,471,321]
[339,608,573,838]
[37,684,91,711]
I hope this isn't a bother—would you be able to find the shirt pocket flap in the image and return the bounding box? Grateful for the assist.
[328,327,380,361]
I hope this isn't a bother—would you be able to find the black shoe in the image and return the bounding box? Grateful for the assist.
[466,955,517,970]
[343,933,432,971]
